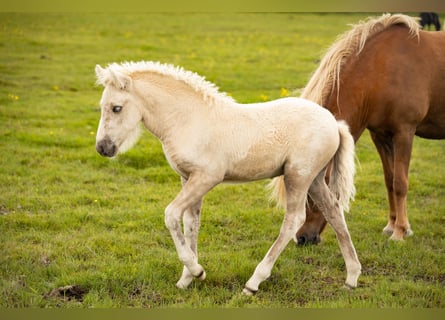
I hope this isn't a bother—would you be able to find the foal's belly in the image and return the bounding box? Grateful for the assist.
[223,153,285,182]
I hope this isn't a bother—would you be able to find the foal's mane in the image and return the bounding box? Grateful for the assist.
[301,13,420,105]
[97,61,235,105]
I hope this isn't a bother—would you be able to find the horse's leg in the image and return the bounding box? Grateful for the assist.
[164,172,219,289]
[389,130,415,240]
[308,171,361,288]
[243,171,309,295]
[370,131,414,240]
[369,132,397,235]
[176,178,204,289]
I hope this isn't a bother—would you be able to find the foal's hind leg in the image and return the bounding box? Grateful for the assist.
[243,173,309,295]
[309,172,361,288]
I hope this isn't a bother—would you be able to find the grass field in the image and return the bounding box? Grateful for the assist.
[0,13,444,308]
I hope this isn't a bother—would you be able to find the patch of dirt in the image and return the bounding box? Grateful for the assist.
[47,285,88,302]
[413,274,445,285]
[0,205,9,215]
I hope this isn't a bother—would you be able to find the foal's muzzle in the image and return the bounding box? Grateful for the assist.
[96,138,117,157]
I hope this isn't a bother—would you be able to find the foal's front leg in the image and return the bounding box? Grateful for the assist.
[175,177,204,289]
[177,198,203,288]
[165,173,219,289]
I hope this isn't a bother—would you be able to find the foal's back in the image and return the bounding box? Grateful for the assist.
[221,98,340,182]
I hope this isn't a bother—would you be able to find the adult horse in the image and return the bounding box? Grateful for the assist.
[94,61,361,294]
[271,13,445,244]
[419,12,441,31]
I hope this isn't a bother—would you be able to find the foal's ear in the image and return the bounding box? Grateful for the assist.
[112,70,133,91]
[95,64,104,76]
[95,64,132,91]
[95,64,108,86]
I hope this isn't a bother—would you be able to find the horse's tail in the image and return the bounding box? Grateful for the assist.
[268,121,355,212]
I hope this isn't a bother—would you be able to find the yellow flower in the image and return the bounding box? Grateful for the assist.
[53,85,59,91]
[260,94,268,101]
[280,87,289,97]
[8,94,19,101]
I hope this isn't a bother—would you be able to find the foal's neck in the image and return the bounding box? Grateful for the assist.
[134,74,217,141]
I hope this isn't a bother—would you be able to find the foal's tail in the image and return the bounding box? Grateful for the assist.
[268,121,356,212]
[329,121,356,212]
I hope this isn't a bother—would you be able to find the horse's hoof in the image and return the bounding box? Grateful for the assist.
[382,224,394,236]
[242,287,257,296]
[389,227,413,241]
[389,232,405,241]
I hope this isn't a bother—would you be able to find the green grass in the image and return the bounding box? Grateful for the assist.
[1,13,444,308]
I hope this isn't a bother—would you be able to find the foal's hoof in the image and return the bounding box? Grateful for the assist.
[176,275,193,289]
[175,268,206,289]
[342,283,355,290]
[196,270,206,281]
[242,287,257,296]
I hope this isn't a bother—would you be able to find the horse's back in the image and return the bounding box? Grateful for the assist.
[335,25,445,138]
[415,31,445,138]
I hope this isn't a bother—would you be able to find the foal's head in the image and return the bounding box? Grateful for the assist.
[95,65,143,157]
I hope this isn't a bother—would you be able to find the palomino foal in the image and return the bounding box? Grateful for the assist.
[94,61,361,295]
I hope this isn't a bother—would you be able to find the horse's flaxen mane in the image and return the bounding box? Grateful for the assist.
[97,61,235,105]
[301,13,420,105]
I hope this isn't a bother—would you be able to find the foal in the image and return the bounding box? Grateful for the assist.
[94,61,361,294]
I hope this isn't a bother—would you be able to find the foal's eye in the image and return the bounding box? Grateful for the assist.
[112,105,123,113]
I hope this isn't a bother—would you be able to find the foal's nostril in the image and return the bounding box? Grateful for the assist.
[96,143,104,155]
[96,139,117,157]
[96,142,107,156]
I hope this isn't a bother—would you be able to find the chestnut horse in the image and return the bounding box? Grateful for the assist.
[271,13,445,243]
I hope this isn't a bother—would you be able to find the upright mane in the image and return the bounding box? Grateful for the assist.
[96,61,235,105]
[301,13,420,105]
